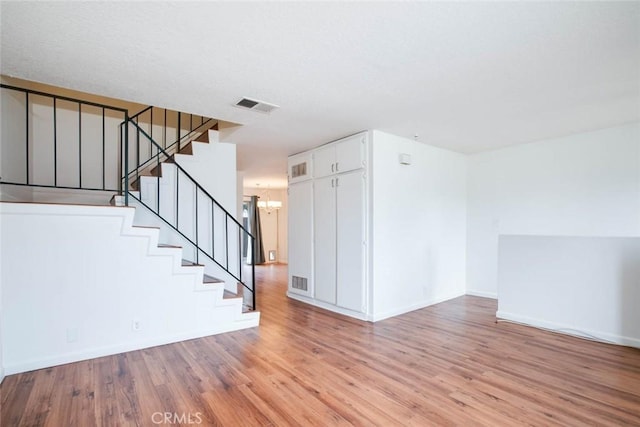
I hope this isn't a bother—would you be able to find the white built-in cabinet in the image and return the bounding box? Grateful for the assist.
[287,151,314,297]
[287,132,367,319]
[287,179,314,298]
[314,170,365,312]
[313,175,337,303]
[288,129,469,323]
[313,134,365,178]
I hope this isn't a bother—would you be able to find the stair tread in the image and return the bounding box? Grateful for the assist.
[181,259,204,267]
[194,121,218,142]
[148,163,165,177]
[223,290,238,299]
[203,274,224,284]
[158,243,181,249]
[178,143,193,155]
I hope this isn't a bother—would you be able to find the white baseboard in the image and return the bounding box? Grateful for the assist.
[496,311,640,349]
[286,292,370,321]
[3,319,259,376]
[287,291,467,323]
[466,290,498,299]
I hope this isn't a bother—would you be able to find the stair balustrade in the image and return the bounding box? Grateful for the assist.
[122,117,256,311]
[0,84,128,193]
[0,83,256,311]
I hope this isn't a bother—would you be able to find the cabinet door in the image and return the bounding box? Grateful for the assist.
[313,176,337,304]
[288,181,313,296]
[313,144,336,178]
[336,171,365,312]
[335,134,365,174]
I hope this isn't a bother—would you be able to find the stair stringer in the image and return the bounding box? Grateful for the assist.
[0,202,259,375]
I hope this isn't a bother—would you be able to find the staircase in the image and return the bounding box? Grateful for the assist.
[121,115,257,311]
[0,83,259,374]
[0,202,259,375]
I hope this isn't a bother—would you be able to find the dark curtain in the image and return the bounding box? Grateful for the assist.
[242,205,250,259]
[247,195,265,264]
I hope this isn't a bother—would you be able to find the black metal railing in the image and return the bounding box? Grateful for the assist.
[0,83,255,310]
[0,84,128,192]
[122,119,256,311]
[125,105,215,190]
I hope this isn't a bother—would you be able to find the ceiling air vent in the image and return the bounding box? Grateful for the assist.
[234,97,279,114]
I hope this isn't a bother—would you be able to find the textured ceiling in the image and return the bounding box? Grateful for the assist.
[1,1,639,188]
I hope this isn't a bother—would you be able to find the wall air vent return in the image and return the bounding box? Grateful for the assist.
[291,162,307,178]
[292,276,308,291]
[235,97,279,114]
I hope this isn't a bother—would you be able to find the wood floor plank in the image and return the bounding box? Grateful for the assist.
[93,356,119,427]
[43,364,74,427]
[1,372,35,426]
[68,360,97,427]
[1,264,640,426]
[18,368,56,426]
[152,345,220,426]
[112,353,144,426]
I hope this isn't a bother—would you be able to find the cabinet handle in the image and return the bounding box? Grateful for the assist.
[336,162,339,172]
[331,163,334,173]
[336,177,339,187]
[331,178,334,188]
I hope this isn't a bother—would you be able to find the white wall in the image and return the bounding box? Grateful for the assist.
[467,123,640,297]
[261,188,287,263]
[0,202,257,375]
[259,207,278,262]
[244,187,288,263]
[497,235,640,347]
[370,130,467,320]
[174,138,237,218]
[278,189,289,263]
[1,87,27,189]
[236,172,244,224]
[0,212,3,383]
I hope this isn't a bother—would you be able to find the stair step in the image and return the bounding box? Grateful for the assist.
[129,155,175,189]
[149,156,174,177]
[203,274,224,284]
[110,195,126,206]
[178,143,193,155]
[181,259,204,267]
[223,290,237,299]
[158,243,181,249]
[194,122,219,142]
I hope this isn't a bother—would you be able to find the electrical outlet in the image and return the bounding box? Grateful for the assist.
[132,319,140,331]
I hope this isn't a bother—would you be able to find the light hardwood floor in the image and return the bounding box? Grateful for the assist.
[2,264,639,426]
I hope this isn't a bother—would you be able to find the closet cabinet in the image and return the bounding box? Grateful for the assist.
[314,172,365,310]
[313,133,365,178]
[287,131,368,318]
[313,175,337,304]
[287,152,314,298]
